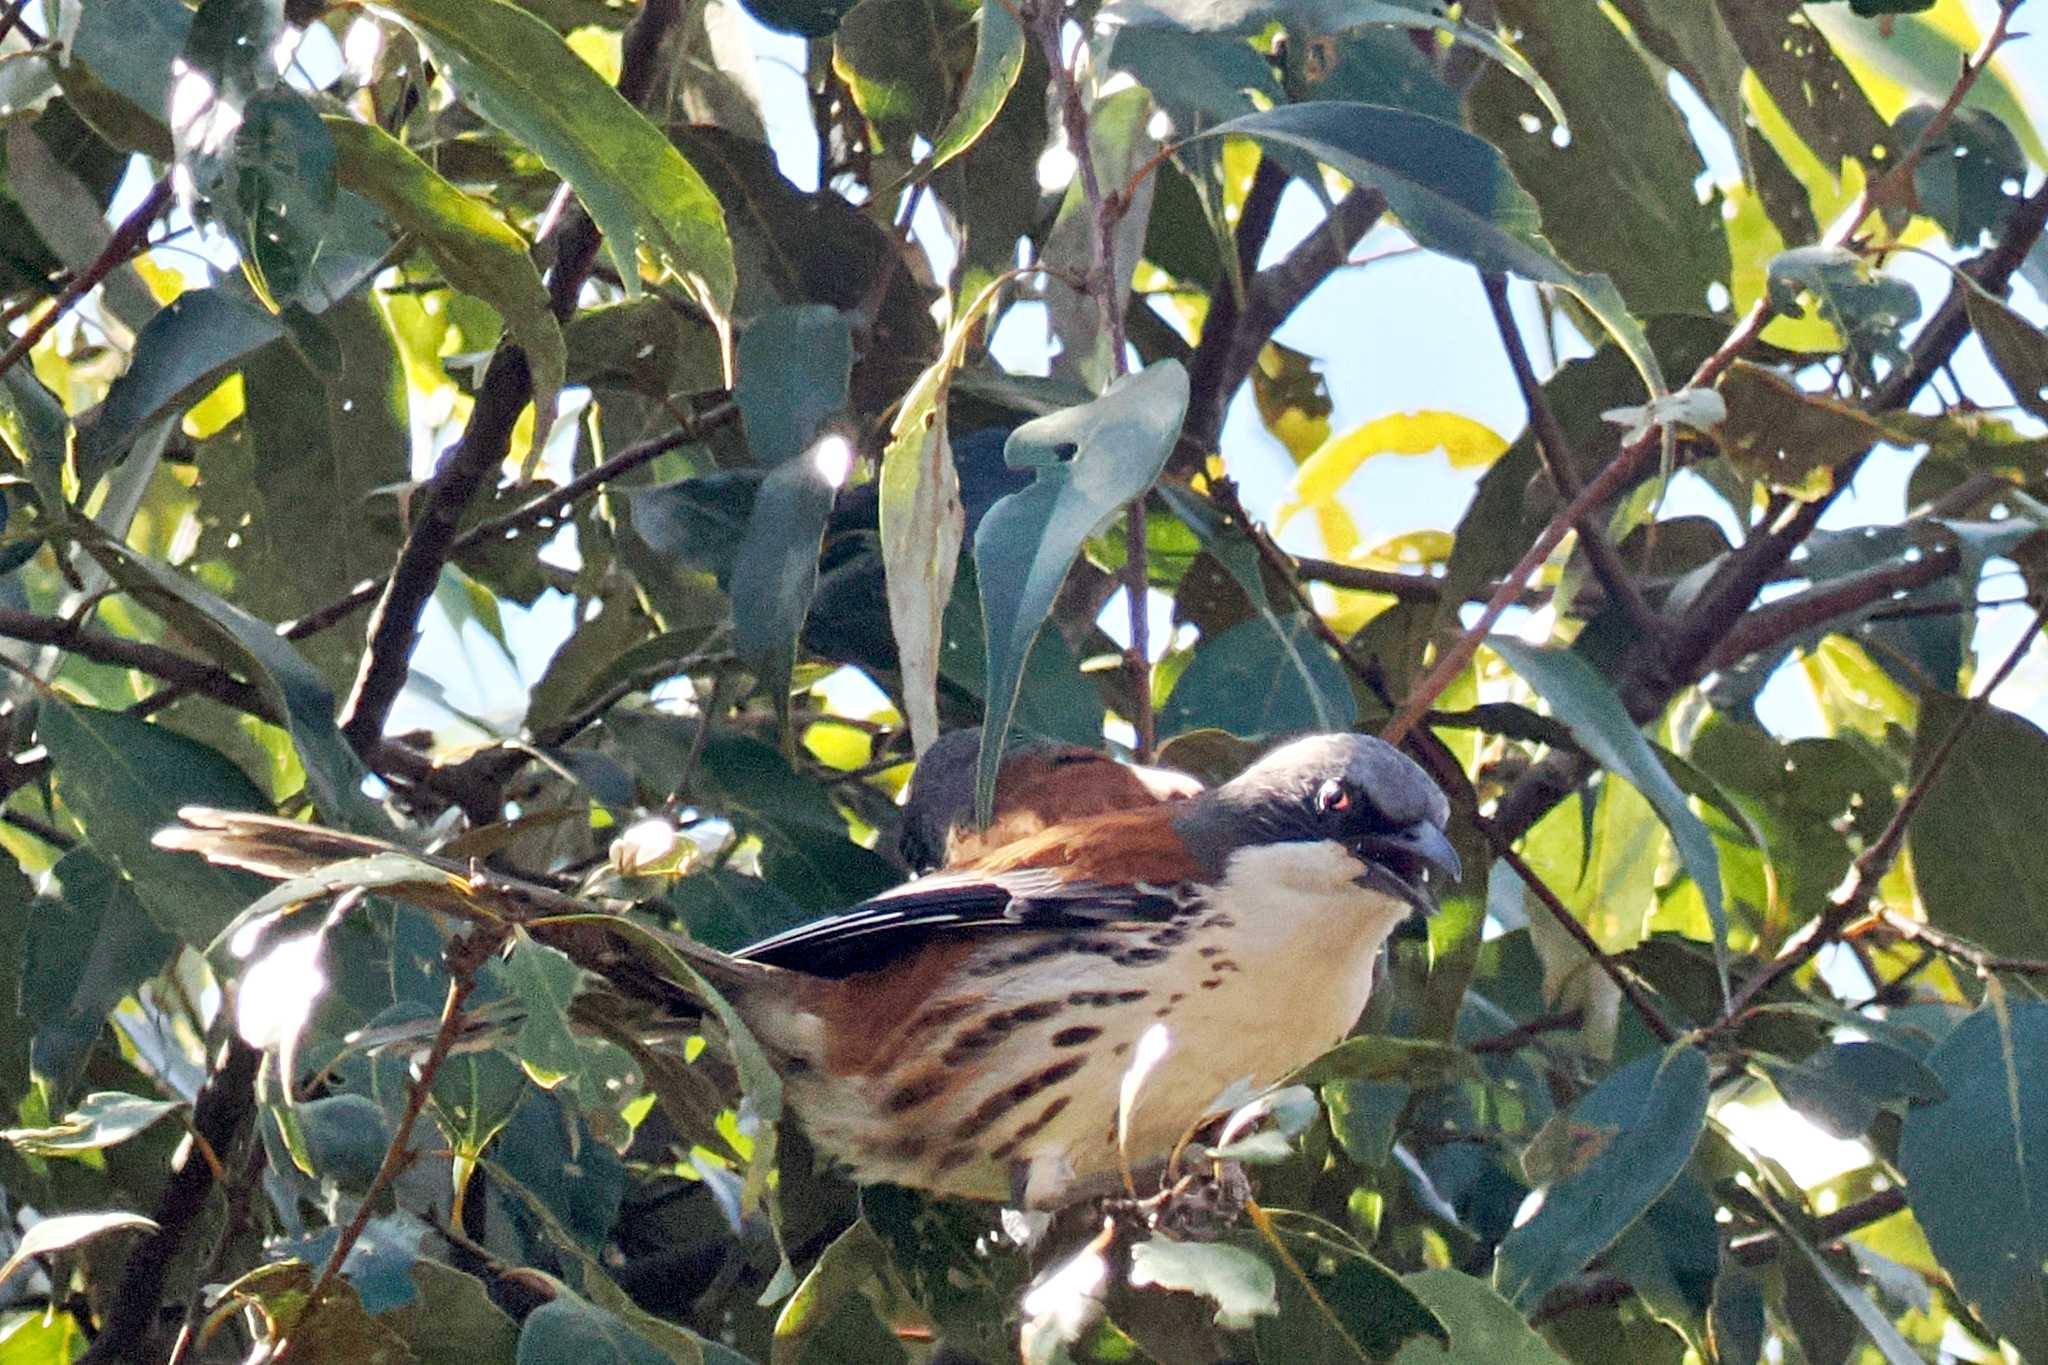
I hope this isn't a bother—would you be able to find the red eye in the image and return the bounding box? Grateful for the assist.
[1317,779,1350,813]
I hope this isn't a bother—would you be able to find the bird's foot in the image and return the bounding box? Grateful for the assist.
[1108,1157,1251,1241]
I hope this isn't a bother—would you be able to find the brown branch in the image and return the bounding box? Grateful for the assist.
[76,1036,262,1365]
[0,176,172,384]
[1468,1009,1585,1055]
[336,0,687,755]
[1485,826,1680,1045]
[0,606,276,719]
[274,406,729,648]
[1872,910,2048,979]
[1179,186,1389,469]
[277,934,498,1362]
[1479,271,1660,639]
[1702,541,1962,675]
[1729,1187,1909,1268]
[1714,596,2048,1029]
[1382,9,2037,750]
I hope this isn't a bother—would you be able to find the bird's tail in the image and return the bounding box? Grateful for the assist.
[153,807,772,1009]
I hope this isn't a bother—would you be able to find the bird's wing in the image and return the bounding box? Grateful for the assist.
[734,864,1199,977]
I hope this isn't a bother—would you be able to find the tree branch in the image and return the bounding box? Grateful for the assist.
[76,1036,262,1365]
[1179,186,1388,468]
[1479,271,1660,639]
[0,177,172,384]
[336,0,688,755]
[1714,595,2047,1029]
[1701,540,1962,675]
[1484,826,1680,1045]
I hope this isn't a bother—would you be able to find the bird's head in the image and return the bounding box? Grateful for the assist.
[1174,732,1461,916]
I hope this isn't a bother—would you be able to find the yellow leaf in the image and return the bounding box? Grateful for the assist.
[1275,411,1507,547]
[181,374,245,441]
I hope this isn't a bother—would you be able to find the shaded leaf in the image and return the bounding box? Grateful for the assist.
[387,1259,522,1365]
[1190,103,1662,397]
[19,850,179,1092]
[1,1090,181,1157]
[1765,246,1921,379]
[925,0,1023,170]
[1128,1239,1277,1329]
[1389,1269,1568,1365]
[79,532,382,830]
[1908,691,2048,963]
[1965,283,2048,423]
[1490,639,1727,995]
[1159,613,1355,739]
[1898,993,2048,1362]
[76,286,285,482]
[1714,361,1888,495]
[39,701,270,945]
[1493,1042,1709,1310]
[972,361,1188,819]
[1466,0,1728,317]
[0,1212,156,1291]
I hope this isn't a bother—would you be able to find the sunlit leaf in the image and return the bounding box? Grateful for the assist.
[372,0,735,341]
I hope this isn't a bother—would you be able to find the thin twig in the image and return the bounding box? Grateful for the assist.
[337,0,688,755]
[0,177,172,383]
[1034,0,1155,756]
[1486,827,1680,1045]
[1715,596,2048,1028]
[1873,911,2048,979]
[1381,6,2034,749]
[277,940,495,1361]
[1479,271,1660,638]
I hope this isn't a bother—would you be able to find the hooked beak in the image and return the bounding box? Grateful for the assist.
[1352,820,1462,917]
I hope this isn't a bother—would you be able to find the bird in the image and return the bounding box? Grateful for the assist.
[895,727,1204,873]
[156,731,1457,1209]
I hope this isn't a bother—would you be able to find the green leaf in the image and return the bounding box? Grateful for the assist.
[0,1211,156,1292]
[971,360,1188,820]
[387,1259,522,1365]
[38,701,270,945]
[19,851,180,1091]
[1965,283,2048,423]
[1714,360,1890,495]
[684,731,897,907]
[372,0,735,336]
[326,115,565,469]
[1893,104,2025,247]
[1907,691,2048,962]
[1389,1269,1569,1365]
[1188,104,1662,398]
[1765,246,1921,379]
[78,534,383,832]
[1715,0,1894,183]
[75,287,286,482]
[1493,1041,1709,1311]
[1159,613,1356,739]
[772,1219,894,1365]
[730,306,854,716]
[1769,1214,1923,1365]
[1253,1211,1449,1359]
[737,0,861,38]
[1466,0,1727,318]
[500,935,641,1148]
[925,0,1024,171]
[1898,993,2048,1362]
[296,1093,395,1189]
[1762,1039,1943,1140]
[1128,1240,1277,1329]
[2,1090,181,1157]
[1490,638,1727,996]
[175,0,343,312]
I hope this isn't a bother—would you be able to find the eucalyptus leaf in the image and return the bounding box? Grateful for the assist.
[972,361,1188,820]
